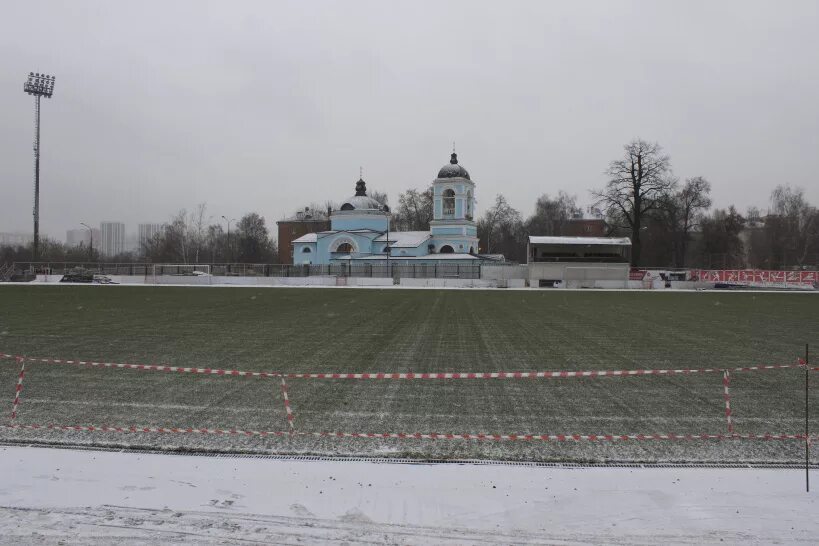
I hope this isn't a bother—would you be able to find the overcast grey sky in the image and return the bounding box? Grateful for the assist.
[2,0,818,238]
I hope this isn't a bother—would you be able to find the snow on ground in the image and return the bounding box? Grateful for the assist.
[0,446,816,544]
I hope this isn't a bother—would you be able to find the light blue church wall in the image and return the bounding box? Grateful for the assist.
[316,232,381,264]
[293,242,317,264]
[431,227,465,236]
[390,245,428,257]
[431,238,476,254]
[331,214,388,232]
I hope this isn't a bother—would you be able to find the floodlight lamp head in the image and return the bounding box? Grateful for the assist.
[24,71,56,98]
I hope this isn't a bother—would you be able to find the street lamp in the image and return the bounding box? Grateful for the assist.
[23,72,56,262]
[221,216,236,263]
[80,223,93,260]
[382,204,391,275]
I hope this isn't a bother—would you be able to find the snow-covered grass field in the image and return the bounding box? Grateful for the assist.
[0,285,816,463]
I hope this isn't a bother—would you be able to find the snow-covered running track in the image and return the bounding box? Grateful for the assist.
[0,445,816,544]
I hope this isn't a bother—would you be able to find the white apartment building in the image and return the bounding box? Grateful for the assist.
[138,223,164,250]
[100,222,126,257]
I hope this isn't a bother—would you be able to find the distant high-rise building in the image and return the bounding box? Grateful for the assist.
[100,222,126,256]
[66,228,100,248]
[138,223,164,252]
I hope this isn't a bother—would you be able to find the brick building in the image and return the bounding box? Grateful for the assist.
[276,209,330,265]
[563,218,607,237]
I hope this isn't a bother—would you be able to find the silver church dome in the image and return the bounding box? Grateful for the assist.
[340,178,383,211]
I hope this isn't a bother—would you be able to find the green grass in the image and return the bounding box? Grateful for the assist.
[0,285,816,463]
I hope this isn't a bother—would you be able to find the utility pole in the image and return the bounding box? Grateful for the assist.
[23,72,56,262]
[222,216,236,263]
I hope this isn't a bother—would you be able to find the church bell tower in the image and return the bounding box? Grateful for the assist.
[429,152,479,254]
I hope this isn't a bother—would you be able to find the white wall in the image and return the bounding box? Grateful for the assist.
[528,262,629,286]
[481,265,528,280]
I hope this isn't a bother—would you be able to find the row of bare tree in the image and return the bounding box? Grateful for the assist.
[1,205,277,265]
[139,206,277,264]
[3,139,816,268]
[592,139,818,267]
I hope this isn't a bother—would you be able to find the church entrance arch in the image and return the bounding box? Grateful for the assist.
[439,245,455,254]
[331,237,358,255]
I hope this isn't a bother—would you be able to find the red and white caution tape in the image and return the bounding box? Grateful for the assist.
[0,423,809,442]
[1,352,810,380]
[297,431,808,441]
[722,370,734,434]
[0,423,289,437]
[10,358,25,420]
[283,363,804,380]
[0,353,277,378]
[280,377,295,431]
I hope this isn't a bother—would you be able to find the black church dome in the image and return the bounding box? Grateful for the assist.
[437,153,470,180]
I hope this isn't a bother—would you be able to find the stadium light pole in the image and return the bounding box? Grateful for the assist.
[23,72,56,262]
[80,223,93,261]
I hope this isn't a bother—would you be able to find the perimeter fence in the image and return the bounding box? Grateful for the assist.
[11,262,490,279]
[1,350,815,449]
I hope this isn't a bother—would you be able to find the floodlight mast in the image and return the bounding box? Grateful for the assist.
[23,72,56,262]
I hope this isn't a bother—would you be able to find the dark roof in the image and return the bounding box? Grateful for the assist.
[437,153,470,180]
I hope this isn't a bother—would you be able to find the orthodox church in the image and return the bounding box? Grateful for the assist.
[292,153,487,264]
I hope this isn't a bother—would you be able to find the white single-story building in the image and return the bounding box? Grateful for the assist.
[527,236,632,288]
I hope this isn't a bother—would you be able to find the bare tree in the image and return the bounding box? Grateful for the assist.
[369,190,389,209]
[592,139,676,265]
[659,177,712,267]
[168,210,190,263]
[524,192,581,236]
[697,206,746,268]
[768,185,818,267]
[205,224,225,263]
[190,203,208,263]
[478,194,523,256]
[235,213,276,262]
[395,186,434,231]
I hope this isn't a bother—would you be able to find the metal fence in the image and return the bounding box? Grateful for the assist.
[265,263,483,279]
[11,262,489,280]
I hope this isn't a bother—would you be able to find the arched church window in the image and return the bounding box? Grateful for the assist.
[442,189,455,216]
[469,246,475,254]
[466,190,473,219]
[439,245,454,254]
[336,243,353,253]
[302,247,312,253]
[340,203,354,211]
